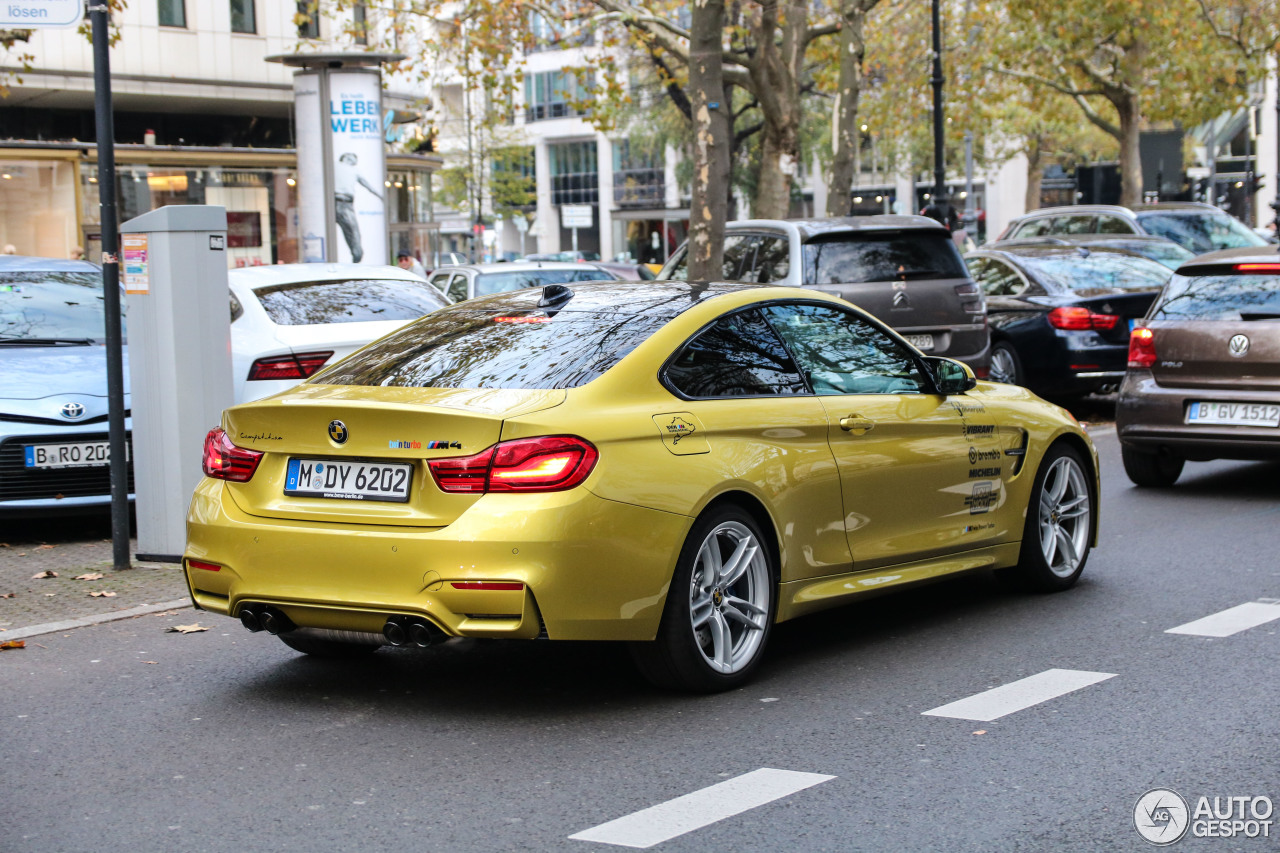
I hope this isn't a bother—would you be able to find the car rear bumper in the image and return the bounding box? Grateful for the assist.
[1117,372,1280,461]
[184,478,691,641]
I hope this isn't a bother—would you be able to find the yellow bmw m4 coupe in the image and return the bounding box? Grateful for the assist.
[184,282,1098,692]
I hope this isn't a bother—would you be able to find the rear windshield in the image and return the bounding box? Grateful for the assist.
[1017,254,1171,291]
[313,307,666,389]
[1138,213,1267,254]
[1114,241,1195,270]
[1152,274,1280,321]
[802,231,967,284]
[253,278,449,325]
[474,268,612,297]
[0,271,123,342]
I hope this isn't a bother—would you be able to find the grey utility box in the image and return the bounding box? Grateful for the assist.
[121,205,231,561]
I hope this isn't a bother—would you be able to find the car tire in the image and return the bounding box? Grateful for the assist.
[1120,444,1184,487]
[989,341,1023,386]
[277,632,382,658]
[997,443,1094,593]
[630,505,776,692]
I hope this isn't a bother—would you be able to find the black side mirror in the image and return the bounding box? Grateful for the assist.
[925,356,977,395]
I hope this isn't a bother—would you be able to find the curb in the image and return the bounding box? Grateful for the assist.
[3,598,194,641]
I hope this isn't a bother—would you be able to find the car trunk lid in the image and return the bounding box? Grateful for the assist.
[1149,320,1280,391]
[220,384,566,527]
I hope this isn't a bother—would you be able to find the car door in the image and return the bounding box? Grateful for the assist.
[761,302,1002,569]
[661,307,852,581]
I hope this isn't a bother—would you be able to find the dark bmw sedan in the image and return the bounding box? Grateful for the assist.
[965,246,1172,397]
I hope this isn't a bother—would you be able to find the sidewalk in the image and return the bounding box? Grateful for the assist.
[0,529,191,638]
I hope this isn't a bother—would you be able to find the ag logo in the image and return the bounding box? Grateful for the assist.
[1228,334,1250,357]
[1134,788,1189,845]
[327,419,349,444]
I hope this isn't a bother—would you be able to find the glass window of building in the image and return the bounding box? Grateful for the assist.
[353,1,368,45]
[230,0,256,33]
[549,142,598,206]
[613,140,664,208]
[297,1,320,38]
[524,71,594,122]
[158,0,186,27]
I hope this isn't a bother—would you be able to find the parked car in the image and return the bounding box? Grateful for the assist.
[426,261,617,303]
[231,264,450,403]
[0,255,132,516]
[184,281,1096,692]
[1116,246,1280,486]
[965,245,1173,397]
[593,261,656,280]
[985,234,1195,270]
[525,250,602,262]
[657,216,991,372]
[995,202,1268,254]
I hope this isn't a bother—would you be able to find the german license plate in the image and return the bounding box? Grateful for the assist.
[905,334,935,351]
[1186,401,1280,428]
[24,440,127,469]
[284,458,413,502]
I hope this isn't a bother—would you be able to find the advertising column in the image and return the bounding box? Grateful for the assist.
[293,71,328,263]
[328,69,387,265]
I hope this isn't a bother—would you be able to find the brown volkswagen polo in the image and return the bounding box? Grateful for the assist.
[1117,247,1280,485]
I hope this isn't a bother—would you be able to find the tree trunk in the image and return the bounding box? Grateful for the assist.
[1024,135,1044,210]
[748,0,807,219]
[687,0,730,280]
[1114,91,1143,208]
[825,1,874,216]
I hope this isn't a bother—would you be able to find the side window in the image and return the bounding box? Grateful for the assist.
[752,236,791,282]
[663,309,807,398]
[446,274,469,303]
[970,257,1026,296]
[762,303,929,395]
[1012,218,1052,238]
[428,273,451,295]
[1097,215,1136,234]
[721,235,758,280]
[1050,215,1096,234]
[661,246,688,280]
[229,290,243,323]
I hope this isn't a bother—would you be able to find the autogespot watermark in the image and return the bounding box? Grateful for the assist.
[1134,788,1274,845]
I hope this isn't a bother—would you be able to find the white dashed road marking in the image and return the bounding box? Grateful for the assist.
[1165,600,1280,638]
[922,669,1117,722]
[569,768,835,849]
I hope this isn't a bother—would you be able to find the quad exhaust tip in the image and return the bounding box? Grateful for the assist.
[238,604,295,635]
[383,615,445,648]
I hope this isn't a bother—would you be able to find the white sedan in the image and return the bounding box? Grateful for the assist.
[230,264,450,403]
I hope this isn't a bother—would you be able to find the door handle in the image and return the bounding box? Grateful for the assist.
[839,416,875,432]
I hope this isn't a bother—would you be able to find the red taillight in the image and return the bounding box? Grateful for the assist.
[1234,263,1280,273]
[1128,327,1157,368]
[428,435,598,494]
[188,559,221,572]
[247,351,333,381]
[1048,306,1120,331]
[202,427,264,482]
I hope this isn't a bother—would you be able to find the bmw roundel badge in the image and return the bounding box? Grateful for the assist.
[328,419,349,444]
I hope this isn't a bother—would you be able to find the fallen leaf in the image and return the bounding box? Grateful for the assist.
[0,640,25,650]
[141,660,158,664]
[34,544,55,551]
[74,573,105,581]
[973,730,987,735]
[30,570,57,579]
[1,592,14,598]
[89,591,118,598]
[167,624,208,634]
[44,593,56,597]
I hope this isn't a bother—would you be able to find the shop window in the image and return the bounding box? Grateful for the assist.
[549,141,597,205]
[230,0,256,33]
[158,0,186,27]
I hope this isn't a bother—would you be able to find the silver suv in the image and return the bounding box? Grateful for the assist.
[658,216,990,372]
[996,202,1267,255]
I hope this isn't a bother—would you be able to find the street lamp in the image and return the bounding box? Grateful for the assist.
[931,0,947,217]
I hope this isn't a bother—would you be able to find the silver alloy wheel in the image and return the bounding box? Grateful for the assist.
[1038,455,1091,578]
[990,345,1018,384]
[688,520,770,674]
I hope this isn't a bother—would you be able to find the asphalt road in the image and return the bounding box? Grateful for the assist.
[3,429,1278,853]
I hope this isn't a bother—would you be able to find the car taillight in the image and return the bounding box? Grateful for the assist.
[428,436,598,494]
[202,427,264,482]
[247,351,333,381]
[1128,327,1157,368]
[1048,306,1120,331]
[955,282,985,314]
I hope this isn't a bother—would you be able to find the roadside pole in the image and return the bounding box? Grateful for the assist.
[90,5,131,570]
